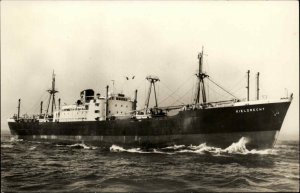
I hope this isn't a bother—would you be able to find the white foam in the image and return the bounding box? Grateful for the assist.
[176,143,221,154]
[162,144,186,150]
[247,149,275,155]
[108,137,276,155]
[9,137,23,142]
[67,143,97,150]
[55,144,65,147]
[110,145,175,154]
[110,145,149,153]
[222,137,276,155]
[1,144,14,148]
[223,137,249,154]
[29,146,36,150]
[153,149,174,155]
[110,144,126,152]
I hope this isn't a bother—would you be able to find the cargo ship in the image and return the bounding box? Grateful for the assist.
[7,50,293,149]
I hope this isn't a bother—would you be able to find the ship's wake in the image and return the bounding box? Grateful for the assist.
[109,137,276,155]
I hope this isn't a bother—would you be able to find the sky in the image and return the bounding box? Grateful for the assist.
[1,1,299,140]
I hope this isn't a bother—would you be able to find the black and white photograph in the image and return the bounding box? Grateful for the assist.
[1,0,299,192]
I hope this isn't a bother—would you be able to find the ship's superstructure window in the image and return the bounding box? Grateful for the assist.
[95,103,99,106]
[95,110,100,113]
[116,97,127,101]
[107,93,134,118]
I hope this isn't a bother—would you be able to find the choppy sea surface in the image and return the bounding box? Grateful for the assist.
[1,134,299,192]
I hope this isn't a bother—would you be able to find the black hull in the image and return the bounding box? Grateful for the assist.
[8,101,291,149]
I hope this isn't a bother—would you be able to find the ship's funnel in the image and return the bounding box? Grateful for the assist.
[80,89,95,103]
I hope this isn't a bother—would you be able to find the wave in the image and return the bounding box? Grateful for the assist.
[67,143,97,150]
[162,144,185,150]
[29,146,36,150]
[9,137,23,142]
[1,144,14,148]
[54,144,65,147]
[109,137,276,155]
[223,137,275,155]
[110,145,150,153]
[110,145,174,154]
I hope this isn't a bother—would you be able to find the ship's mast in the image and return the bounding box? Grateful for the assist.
[46,71,58,116]
[133,89,138,111]
[58,98,61,110]
[256,72,260,100]
[40,101,43,115]
[246,70,250,101]
[194,47,209,105]
[145,75,160,110]
[17,99,21,120]
[106,85,109,119]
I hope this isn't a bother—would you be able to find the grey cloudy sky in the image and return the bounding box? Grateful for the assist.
[1,1,299,140]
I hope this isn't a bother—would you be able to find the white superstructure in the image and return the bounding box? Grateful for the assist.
[52,89,135,122]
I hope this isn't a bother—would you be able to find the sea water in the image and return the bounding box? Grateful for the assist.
[1,134,299,192]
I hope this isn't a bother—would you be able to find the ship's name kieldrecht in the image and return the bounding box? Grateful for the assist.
[236,107,265,113]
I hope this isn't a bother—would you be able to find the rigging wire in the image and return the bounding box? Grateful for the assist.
[190,77,195,103]
[207,78,209,102]
[159,88,185,106]
[232,86,247,100]
[231,84,246,95]
[170,86,194,106]
[227,74,246,91]
[17,93,47,116]
[158,75,194,106]
[19,103,28,116]
[207,82,230,101]
[27,92,48,114]
[160,77,192,100]
[207,77,239,99]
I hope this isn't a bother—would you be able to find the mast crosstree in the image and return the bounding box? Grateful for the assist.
[46,71,58,116]
[194,47,209,105]
[145,75,160,110]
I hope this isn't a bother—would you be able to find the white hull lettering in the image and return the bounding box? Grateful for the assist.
[236,107,265,113]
